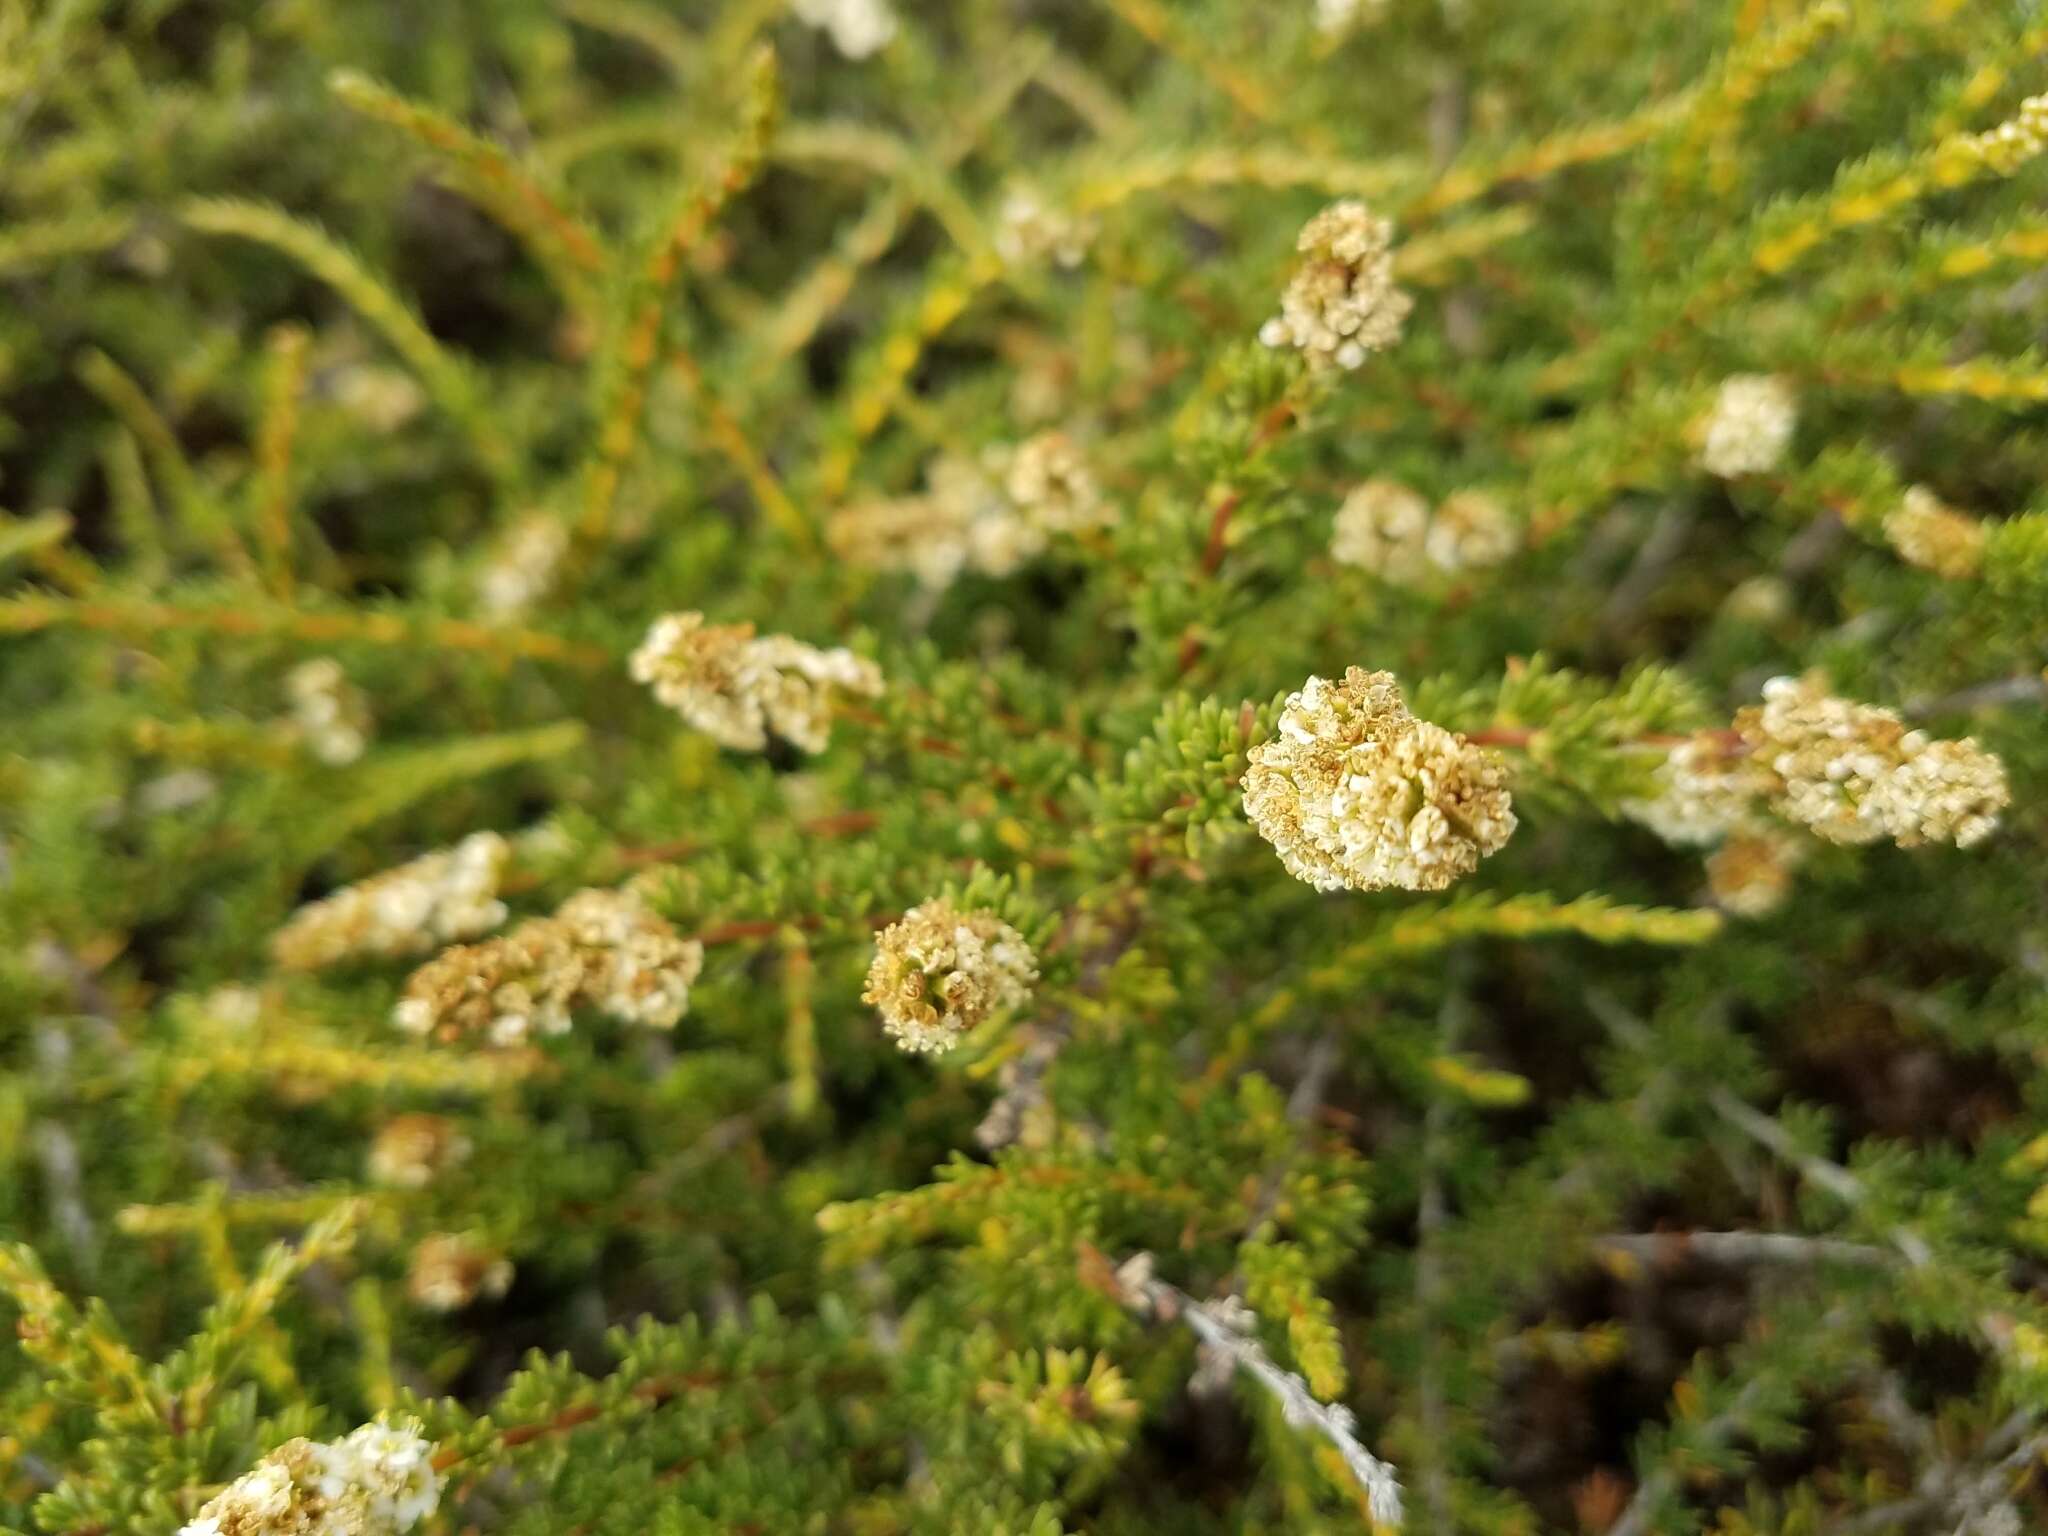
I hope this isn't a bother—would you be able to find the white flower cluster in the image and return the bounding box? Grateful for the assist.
[287,658,372,766]
[394,885,704,1045]
[1242,668,1516,892]
[1331,479,1517,581]
[1698,374,1797,479]
[791,0,895,59]
[1259,201,1413,370]
[477,512,569,618]
[630,611,883,754]
[994,184,1096,269]
[178,1419,440,1536]
[271,833,511,971]
[1883,486,1985,580]
[863,899,1038,1055]
[1736,675,2009,848]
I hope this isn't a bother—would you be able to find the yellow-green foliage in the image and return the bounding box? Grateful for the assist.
[4,1,2048,1533]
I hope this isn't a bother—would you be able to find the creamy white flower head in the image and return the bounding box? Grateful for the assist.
[286,657,373,766]
[272,832,511,971]
[1425,490,1518,574]
[1883,486,1985,580]
[478,512,569,618]
[1259,201,1413,370]
[1243,667,1516,892]
[176,1419,440,1536]
[395,884,703,1044]
[630,611,883,754]
[791,0,895,58]
[1621,735,1769,847]
[1331,479,1431,582]
[995,184,1096,270]
[1699,374,1797,479]
[1736,675,2009,848]
[863,899,1037,1055]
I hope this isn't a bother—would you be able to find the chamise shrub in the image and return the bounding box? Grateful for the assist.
[4,2,2048,1533]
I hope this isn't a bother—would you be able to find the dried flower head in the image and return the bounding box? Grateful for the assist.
[1259,200,1413,370]
[1735,675,2009,848]
[406,1232,511,1312]
[863,899,1038,1055]
[1706,827,1808,918]
[477,512,568,618]
[1698,374,1797,479]
[1004,431,1110,535]
[629,611,883,754]
[287,657,372,766]
[272,833,510,971]
[995,184,1096,270]
[177,1419,440,1536]
[1242,667,1516,892]
[367,1114,472,1190]
[1884,486,1986,580]
[790,0,896,58]
[1621,735,1769,847]
[393,885,704,1045]
[1331,478,1431,582]
[1426,490,1518,574]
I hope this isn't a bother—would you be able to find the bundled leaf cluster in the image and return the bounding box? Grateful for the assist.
[4,1,2048,1532]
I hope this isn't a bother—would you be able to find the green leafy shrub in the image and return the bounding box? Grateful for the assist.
[5,1,2048,1532]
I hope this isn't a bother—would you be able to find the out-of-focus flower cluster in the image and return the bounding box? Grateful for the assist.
[1625,676,2009,915]
[995,184,1096,269]
[630,611,882,753]
[791,0,896,59]
[272,833,510,971]
[830,433,1111,591]
[477,512,568,618]
[1259,200,1412,370]
[394,884,704,1045]
[1243,668,1516,892]
[177,1419,440,1536]
[863,899,1037,1054]
[1736,675,2008,848]
[286,658,373,767]
[368,1114,472,1190]
[407,1232,513,1311]
[1934,92,2048,181]
[1331,480,1517,582]
[1884,486,1985,580]
[1697,374,1797,479]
